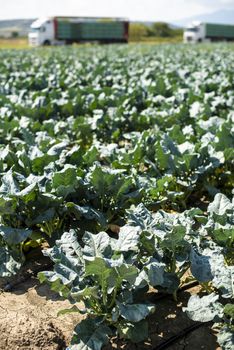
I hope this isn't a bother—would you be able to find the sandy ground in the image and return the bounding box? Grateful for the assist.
[0,256,82,350]
[0,256,220,350]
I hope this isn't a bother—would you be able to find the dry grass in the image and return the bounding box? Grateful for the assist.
[0,36,184,50]
[129,35,183,44]
[0,38,29,49]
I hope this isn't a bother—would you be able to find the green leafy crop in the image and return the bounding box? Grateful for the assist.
[0,44,233,348]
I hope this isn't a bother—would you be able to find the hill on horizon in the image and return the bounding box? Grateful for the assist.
[0,19,34,37]
[174,9,234,27]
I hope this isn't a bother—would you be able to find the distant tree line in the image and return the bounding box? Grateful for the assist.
[129,22,183,41]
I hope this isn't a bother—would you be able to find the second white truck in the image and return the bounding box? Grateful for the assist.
[184,22,234,43]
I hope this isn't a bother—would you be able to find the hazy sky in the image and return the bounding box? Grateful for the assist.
[0,0,234,21]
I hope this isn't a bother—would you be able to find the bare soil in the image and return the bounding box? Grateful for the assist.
[0,256,220,350]
[0,256,83,350]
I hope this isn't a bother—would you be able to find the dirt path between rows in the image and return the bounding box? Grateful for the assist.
[0,256,220,350]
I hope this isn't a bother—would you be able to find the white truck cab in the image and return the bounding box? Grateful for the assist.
[28,17,56,46]
[183,22,206,43]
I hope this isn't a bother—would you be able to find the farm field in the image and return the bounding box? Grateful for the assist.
[0,44,233,350]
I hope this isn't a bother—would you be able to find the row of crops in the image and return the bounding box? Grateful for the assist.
[0,44,233,349]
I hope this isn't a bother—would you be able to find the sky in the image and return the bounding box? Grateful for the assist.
[0,0,234,21]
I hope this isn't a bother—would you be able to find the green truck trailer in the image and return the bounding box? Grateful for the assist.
[29,17,129,46]
[205,23,234,39]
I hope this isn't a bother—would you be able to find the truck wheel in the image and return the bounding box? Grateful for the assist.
[43,40,51,46]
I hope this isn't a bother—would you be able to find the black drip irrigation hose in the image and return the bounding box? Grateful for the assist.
[152,322,207,350]
[2,261,53,292]
[149,280,203,350]
[180,280,199,292]
[3,266,199,296]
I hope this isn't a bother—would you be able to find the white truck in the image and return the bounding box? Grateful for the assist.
[28,16,129,46]
[28,18,55,46]
[183,22,234,43]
